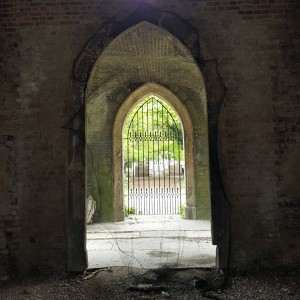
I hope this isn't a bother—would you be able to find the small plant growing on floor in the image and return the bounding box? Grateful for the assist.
[179,204,185,219]
[124,206,136,217]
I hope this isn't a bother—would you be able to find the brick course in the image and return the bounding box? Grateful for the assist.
[0,0,298,33]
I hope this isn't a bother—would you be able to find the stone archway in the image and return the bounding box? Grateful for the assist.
[67,3,229,272]
[85,21,210,223]
[113,83,196,220]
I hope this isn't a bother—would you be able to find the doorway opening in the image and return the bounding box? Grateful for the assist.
[123,95,185,216]
[67,15,227,272]
[86,84,216,269]
[113,84,198,221]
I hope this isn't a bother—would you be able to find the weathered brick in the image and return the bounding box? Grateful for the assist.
[0,0,299,274]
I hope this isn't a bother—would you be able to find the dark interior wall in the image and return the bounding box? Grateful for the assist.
[0,0,299,274]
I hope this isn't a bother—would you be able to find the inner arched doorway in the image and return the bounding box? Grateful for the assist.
[114,84,196,219]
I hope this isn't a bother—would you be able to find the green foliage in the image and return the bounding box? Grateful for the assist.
[124,206,136,217]
[179,204,185,219]
[123,96,184,167]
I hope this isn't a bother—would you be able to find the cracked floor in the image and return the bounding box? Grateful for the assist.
[86,215,216,270]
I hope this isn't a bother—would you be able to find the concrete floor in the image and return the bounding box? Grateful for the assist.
[86,215,216,270]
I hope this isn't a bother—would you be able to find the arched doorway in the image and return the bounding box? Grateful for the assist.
[86,22,210,223]
[68,4,229,272]
[114,84,196,220]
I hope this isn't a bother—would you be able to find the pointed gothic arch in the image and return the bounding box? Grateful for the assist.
[85,21,210,223]
[113,83,195,219]
[67,4,229,272]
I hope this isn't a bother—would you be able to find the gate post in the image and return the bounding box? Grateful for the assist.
[185,206,196,219]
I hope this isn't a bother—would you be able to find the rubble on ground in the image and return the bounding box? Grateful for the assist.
[0,267,299,300]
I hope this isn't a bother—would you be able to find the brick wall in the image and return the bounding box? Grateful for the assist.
[0,25,20,277]
[0,0,299,274]
[0,0,297,32]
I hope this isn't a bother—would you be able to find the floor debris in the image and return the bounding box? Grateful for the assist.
[0,267,299,299]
